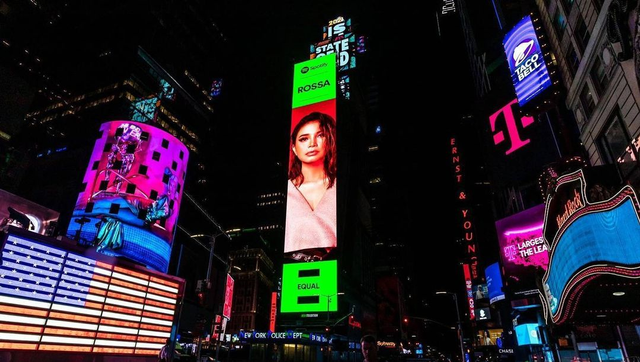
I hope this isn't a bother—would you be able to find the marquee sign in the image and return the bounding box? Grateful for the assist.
[542,169,640,324]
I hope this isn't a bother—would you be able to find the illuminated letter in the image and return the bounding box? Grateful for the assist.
[489,99,534,155]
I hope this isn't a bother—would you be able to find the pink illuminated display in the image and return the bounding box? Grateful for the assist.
[489,99,535,155]
[223,274,234,320]
[67,121,189,272]
[463,264,475,320]
[496,204,548,271]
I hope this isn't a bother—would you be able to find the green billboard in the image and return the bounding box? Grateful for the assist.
[292,53,337,108]
[280,260,338,313]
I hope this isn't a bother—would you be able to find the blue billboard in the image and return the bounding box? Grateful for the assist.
[503,16,552,106]
[485,262,505,304]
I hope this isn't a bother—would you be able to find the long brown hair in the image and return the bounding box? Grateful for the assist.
[288,112,337,188]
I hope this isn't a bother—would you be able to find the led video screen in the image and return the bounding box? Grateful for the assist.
[284,54,337,261]
[495,204,548,295]
[67,121,189,272]
[503,15,552,106]
[0,232,183,354]
[280,260,337,313]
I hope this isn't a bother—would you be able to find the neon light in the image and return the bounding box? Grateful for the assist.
[542,169,640,324]
[489,99,534,155]
[504,223,543,236]
[0,232,183,355]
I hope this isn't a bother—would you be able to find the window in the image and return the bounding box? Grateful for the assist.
[152,151,161,161]
[590,55,610,96]
[593,0,603,11]
[560,0,574,12]
[598,109,636,177]
[554,10,567,34]
[579,84,596,118]
[564,43,580,76]
[574,17,590,52]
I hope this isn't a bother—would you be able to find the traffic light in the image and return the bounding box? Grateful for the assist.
[197,291,205,306]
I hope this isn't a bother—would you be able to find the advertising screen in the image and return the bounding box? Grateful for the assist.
[280,260,337,313]
[310,17,356,72]
[0,189,59,235]
[495,204,547,295]
[0,231,183,354]
[503,15,552,106]
[66,121,189,272]
[284,54,337,261]
[542,169,640,324]
[473,284,488,301]
[515,323,542,345]
[485,262,505,304]
[223,274,234,320]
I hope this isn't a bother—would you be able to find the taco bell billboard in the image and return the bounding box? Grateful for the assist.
[503,15,552,106]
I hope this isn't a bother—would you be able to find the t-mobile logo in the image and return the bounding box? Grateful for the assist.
[489,99,534,155]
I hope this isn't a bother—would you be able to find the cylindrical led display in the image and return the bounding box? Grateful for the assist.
[67,121,189,272]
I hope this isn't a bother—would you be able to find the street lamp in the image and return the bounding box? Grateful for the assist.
[190,232,228,287]
[316,292,344,324]
[189,231,230,362]
[436,291,465,362]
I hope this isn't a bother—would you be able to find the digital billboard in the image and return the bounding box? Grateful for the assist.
[472,284,488,301]
[66,121,189,272]
[0,189,59,236]
[485,262,505,304]
[310,16,356,99]
[541,169,640,324]
[310,17,356,72]
[0,231,183,354]
[515,324,542,345]
[223,274,234,320]
[284,54,337,261]
[503,15,552,106]
[495,204,548,296]
[280,260,338,313]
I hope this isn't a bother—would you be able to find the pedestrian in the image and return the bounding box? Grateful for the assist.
[159,338,171,362]
[361,335,379,362]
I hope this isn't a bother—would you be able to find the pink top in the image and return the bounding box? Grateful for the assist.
[284,180,337,254]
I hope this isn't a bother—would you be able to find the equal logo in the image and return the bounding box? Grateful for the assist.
[280,260,338,313]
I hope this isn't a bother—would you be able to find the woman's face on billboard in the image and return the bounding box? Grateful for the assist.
[293,120,326,164]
